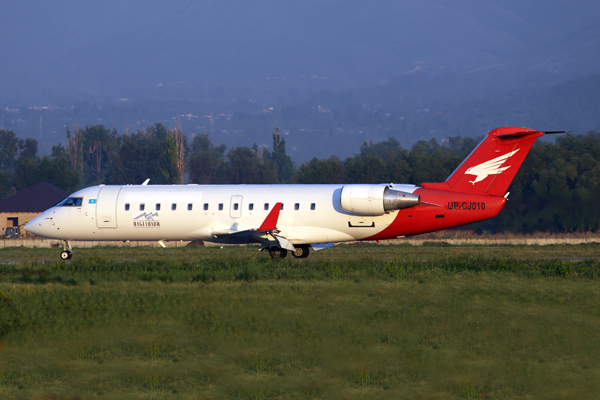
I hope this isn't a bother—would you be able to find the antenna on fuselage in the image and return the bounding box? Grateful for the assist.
[142,179,150,186]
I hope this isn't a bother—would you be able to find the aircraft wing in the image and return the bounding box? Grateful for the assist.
[210,202,296,251]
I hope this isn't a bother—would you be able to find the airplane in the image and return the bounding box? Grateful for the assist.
[25,127,566,260]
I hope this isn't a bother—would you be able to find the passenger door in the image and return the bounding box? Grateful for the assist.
[230,195,243,218]
[96,186,121,228]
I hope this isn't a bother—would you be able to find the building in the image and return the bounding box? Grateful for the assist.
[0,182,69,236]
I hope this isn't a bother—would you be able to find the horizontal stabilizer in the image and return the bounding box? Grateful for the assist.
[496,131,542,140]
[496,130,569,140]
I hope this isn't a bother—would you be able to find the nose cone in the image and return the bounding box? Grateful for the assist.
[25,212,53,238]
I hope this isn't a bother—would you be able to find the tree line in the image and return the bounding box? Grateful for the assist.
[0,125,598,233]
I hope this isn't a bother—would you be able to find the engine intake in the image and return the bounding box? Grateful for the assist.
[340,185,420,216]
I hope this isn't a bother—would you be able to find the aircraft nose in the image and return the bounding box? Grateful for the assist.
[25,213,51,237]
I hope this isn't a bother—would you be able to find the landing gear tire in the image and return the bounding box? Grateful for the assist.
[269,247,288,259]
[60,251,72,260]
[292,245,310,259]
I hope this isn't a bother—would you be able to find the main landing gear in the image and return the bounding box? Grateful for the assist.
[60,240,73,260]
[268,247,287,259]
[268,245,310,259]
[292,245,310,259]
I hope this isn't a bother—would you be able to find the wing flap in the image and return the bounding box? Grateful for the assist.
[211,201,295,250]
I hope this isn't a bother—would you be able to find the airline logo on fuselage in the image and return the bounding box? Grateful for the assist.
[133,212,160,228]
[465,149,520,184]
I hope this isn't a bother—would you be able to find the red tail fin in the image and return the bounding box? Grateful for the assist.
[422,127,545,196]
[258,202,283,230]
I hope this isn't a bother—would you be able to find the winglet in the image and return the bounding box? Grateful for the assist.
[258,202,283,230]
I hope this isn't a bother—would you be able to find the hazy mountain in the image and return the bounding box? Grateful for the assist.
[2,0,599,101]
[469,22,600,90]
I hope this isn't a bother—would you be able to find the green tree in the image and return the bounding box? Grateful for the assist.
[352,138,411,183]
[0,170,12,200]
[188,133,228,184]
[105,124,178,185]
[344,154,387,183]
[51,144,68,159]
[14,156,80,193]
[81,125,119,184]
[13,157,37,191]
[0,129,20,171]
[226,146,263,184]
[159,133,180,184]
[293,156,346,184]
[270,125,294,183]
[253,143,279,184]
[19,138,38,160]
[407,139,463,184]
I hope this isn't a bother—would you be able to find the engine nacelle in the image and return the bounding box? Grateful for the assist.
[340,185,420,216]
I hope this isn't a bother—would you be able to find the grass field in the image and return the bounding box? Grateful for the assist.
[1,244,600,399]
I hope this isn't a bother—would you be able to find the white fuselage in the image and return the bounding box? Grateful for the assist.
[26,184,418,245]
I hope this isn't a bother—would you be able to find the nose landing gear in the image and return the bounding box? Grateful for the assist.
[60,240,73,260]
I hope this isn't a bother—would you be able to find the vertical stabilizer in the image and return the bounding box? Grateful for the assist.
[422,127,546,196]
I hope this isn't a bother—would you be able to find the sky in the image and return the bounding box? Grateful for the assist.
[1,0,599,102]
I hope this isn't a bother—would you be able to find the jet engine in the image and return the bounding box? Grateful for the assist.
[340,185,420,216]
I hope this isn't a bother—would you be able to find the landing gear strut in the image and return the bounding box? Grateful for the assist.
[268,247,288,259]
[292,245,310,259]
[60,240,73,260]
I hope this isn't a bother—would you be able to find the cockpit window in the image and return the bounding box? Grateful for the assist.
[59,197,83,206]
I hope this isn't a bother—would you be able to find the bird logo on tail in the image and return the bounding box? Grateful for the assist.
[465,149,520,184]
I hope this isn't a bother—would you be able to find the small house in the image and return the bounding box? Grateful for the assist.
[0,182,70,236]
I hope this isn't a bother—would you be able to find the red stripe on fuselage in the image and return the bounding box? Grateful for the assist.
[364,188,506,240]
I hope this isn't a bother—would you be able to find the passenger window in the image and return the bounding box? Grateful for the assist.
[264,203,269,210]
[204,203,209,210]
[234,203,239,210]
[156,203,161,211]
[172,203,177,211]
[140,203,145,211]
[188,203,193,211]
[125,203,130,211]
[295,203,299,210]
[219,203,223,211]
[249,203,254,210]
[311,203,316,210]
